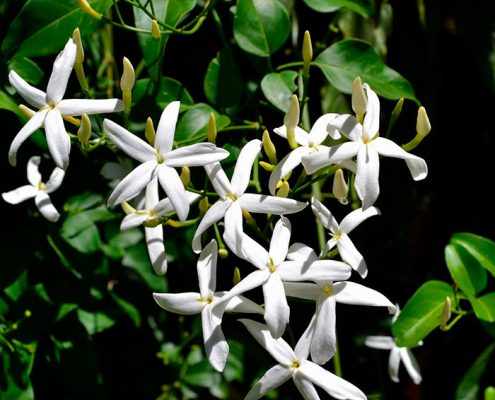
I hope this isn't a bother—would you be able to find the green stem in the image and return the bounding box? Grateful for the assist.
[276,61,305,71]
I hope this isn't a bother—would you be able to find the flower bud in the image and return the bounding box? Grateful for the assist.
[120,57,135,92]
[262,130,277,164]
[259,161,275,172]
[352,76,367,121]
[332,169,348,205]
[302,31,313,76]
[151,20,161,40]
[72,28,85,64]
[284,95,300,149]
[121,201,136,215]
[276,181,290,198]
[233,267,241,285]
[77,0,102,19]
[392,97,404,118]
[180,166,190,187]
[439,296,451,330]
[199,197,210,215]
[218,248,229,259]
[416,106,431,138]
[77,113,92,148]
[145,117,156,145]
[19,104,36,119]
[207,113,217,144]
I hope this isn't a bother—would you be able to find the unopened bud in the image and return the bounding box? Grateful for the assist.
[24,310,32,318]
[19,104,36,119]
[416,106,431,138]
[485,387,495,400]
[77,113,92,147]
[151,20,161,40]
[440,296,451,330]
[284,95,300,149]
[276,181,290,198]
[73,28,85,64]
[392,97,404,117]
[352,77,367,121]
[77,0,102,19]
[259,161,275,172]
[332,169,348,205]
[145,117,156,145]
[120,57,135,92]
[242,209,256,225]
[144,218,162,228]
[180,166,190,187]
[207,113,217,143]
[302,31,313,76]
[219,248,229,259]
[121,202,136,215]
[262,130,277,164]
[199,197,210,215]
[233,267,241,285]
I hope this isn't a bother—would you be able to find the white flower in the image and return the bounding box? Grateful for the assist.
[8,38,124,169]
[284,243,396,364]
[2,156,65,222]
[214,217,352,338]
[311,198,379,278]
[302,83,428,209]
[192,139,307,255]
[120,177,200,275]
[153,240,263,372]
[103,101,229,221]
[240,318,367,400]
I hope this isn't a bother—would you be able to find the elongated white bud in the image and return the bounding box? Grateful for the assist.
[332,169,348,205]
[416,106,431,138]
[352,76,367,121]
[284,95,299,149]
[302,31,313,76]
[207,113,217,144]
[77,113,92,147]
[262,130,277,164]
[151,20,161,40]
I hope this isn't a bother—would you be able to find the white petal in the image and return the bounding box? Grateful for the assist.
[311,197,339,233]
[388,347,401,383]
[192,199,230,253]
[2,185,38,204]
[355,143,380,210]
[311,296,337,364]
[223,201,245,259]
[144,177,159,209]
[197,239,218,298]
[239,193,307,215]
[103,119,156,163]
[165,143,229,167]
[8,109,47,167]
[364,336,395,350]
[121,214,149,230]
[269,216,291,266]
[299,361,366,400]
[287,243,319,262]
[268,147,310,195]
[204,162,232,197]
[263,273,290,338]
[284,282,320,300]
[321,237,338,257]
[153,292,203,315]
[362,84,380,141]
[8,70,47,108]
[294,313,317,360]
[107,161,156,207]
[231,139,261,195]
[157,166,188,222]
[58,99,124,116]
[302,142,360,174]
[374,137,428,181]
[245,364,292,400]
[293,374,320,400]
[216,292,263,315]
[273,125,309,146]
[154,101,180,153]
[333,281,396,311]
[26,156,41,186]
[279,260,352,282]
[35,192,60,222]
[337,234,367,278]
[327,114,362,141]
[232,231,269,269]
[400,348,422,384]
[145,226,167,275]
[308,113,339,145]
[46,39,76,103]
[45,167,65,193]
[339,206,380,234]
[239,319,295,365]
[201,308,229,372]
[44,109,71,170]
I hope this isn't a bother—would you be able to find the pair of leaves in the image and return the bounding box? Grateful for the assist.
[302,0,373,17]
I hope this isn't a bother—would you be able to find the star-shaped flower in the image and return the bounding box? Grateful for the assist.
[103,101,229,221]
[240,318,366,400]
[2,156,65,222]
[8,38,124,169]
[311,198,379,278]
[153,240,263,372]
[192,139,307,255]
[215,217,352,338]
[302,83,428,209]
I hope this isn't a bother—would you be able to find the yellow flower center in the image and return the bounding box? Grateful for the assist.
[290,360,301,369]
[322,285,333,297]
[268,257,276,273]
[226,193,237,201]
[38,182,46,191]
[156,148,165,164]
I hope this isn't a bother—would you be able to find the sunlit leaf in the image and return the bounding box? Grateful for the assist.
[445,243,487,296]
[261,71,298,112]
[175,103,231,141]
[470,293,495,322]
[8,57,43,85]
[451,232,495,278]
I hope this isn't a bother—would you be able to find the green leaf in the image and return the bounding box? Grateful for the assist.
[392,280,454,347]
[204,47,243,108]
[471,293,495,322]
[456,343,495,400]
[183,359,221,388]
[109,292,141,327]
[133,0,196,80]
[2,0,113,59]
[8,57,43,85]
[122,243,167,292]
[77,309,116,335]
[451,232,495,278]
[64,192,104,214]
[0,344,36,400]
[233,0,290,57]
[175,103,231,141]
[0,90,24,118]
[302,0,374,17]
[134,77,194,109]
[223,340,244,382]
[445,243,487,297]
[260,71,298,112]
[314,39,417,102]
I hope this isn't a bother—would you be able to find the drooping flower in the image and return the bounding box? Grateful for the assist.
[302,83,428,209]
[103,101,229,221]
[153,240,263,372]
[240,318,367,400]
[191,139,307,255]
[2,156,65,222]
[8,38,124,169]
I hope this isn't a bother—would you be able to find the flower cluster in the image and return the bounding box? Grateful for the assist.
[3,36,429,399]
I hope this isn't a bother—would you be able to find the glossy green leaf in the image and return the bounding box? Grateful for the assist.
[0,344,36,400]
[233,0,290,57]
[77,309,116,335]
[456,343,495,400]
[261,71,298,112]
[133,77,194,108]
[64,192,104,214]
[0,90,24,118]
[204,48,243,108]
[302,0,373,17]
[8,57,43,85]
[122,243,167,292]
[471,293,495,322]
[109,292,141,327]
[2,0,113,59]
[133,0,196,80]
[175,103,231,141]
[451,232,495,278]
[445,243,487,296]
[392,280,454,347]
[314,39,417,102]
